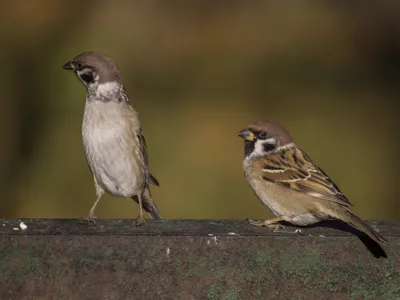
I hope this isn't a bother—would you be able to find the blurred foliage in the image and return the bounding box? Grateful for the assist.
[0,1,399,220]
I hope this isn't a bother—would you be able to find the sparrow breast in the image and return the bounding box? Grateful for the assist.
[82,100,145,197]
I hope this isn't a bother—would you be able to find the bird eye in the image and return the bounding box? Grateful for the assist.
[76,63,82,70]
[259,132,267,138]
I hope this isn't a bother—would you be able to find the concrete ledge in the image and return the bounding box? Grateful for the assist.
[0,219,399,299]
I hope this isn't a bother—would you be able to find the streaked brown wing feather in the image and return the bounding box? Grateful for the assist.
[259,147,352,207]
[123,91,159,187]
[137,126,159,187]
[137,126,149,166]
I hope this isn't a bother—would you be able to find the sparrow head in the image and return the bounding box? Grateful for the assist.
[238,120,295,158]
[63,52,122,90]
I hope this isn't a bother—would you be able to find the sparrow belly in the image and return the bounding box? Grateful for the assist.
[82,104,145,197]
[246,172,323,226]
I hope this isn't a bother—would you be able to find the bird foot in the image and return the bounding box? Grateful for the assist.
[81,213,97,224]
[133,214,146,227]
[246,218,285,230]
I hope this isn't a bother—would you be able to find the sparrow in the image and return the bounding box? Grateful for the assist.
[238,120,388,245]
[62,52,162,224]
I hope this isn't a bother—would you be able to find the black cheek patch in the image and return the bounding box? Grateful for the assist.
[263,142,277,152]
[80,72,94,83]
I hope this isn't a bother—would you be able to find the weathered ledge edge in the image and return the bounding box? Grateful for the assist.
[0,218,398,237]
[1,219,399,299]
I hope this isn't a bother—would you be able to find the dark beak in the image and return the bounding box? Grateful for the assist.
[237,129,255,141]
[62,61,75,71]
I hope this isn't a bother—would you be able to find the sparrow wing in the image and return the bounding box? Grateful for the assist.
[259,147,352,207]
[137,126,159,187]
[121,88,159,187]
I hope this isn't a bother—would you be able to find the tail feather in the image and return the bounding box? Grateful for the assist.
[132,187,163,220]
[148,173,159,187]
[347,210,388,245]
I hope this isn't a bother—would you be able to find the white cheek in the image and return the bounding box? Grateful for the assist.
[253,140,265,156]
[249,138,278,159]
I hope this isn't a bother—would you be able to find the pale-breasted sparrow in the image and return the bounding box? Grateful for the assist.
[63,52,162,224]
[238,120,388,245]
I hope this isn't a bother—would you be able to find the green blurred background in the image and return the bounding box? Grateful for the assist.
[0,1,399,220]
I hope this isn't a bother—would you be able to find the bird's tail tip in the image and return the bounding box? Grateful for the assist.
[348,212,388,245]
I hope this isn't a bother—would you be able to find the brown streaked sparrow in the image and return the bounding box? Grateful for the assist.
[63,52,162,224]
[238,120,387,245]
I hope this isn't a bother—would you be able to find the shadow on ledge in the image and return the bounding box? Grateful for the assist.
[289,220,388,258]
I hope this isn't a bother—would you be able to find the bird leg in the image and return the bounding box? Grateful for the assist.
[246,216,293,230]
[88,201,99,220]
[133,194,146,226]
[82,182,104,224]
[82,194,102,223]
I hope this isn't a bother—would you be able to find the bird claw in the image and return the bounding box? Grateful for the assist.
[246,218,264,227]
[81,214,97,225]
[246,218,285,230]
[266,223,286,230]
[133,215,146,227]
